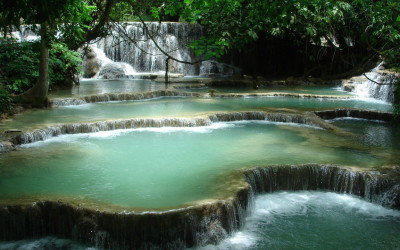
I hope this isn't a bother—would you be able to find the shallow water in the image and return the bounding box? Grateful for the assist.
[185,85,352,96]
[49,80,350,98]
[330,118,400,150]
[49,79,166,98]
[0,96,393,131]
[1,79,398,249]
[0,121,390,208]
[200,191,400,250]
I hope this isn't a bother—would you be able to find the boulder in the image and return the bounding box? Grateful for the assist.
[0,141,15,153]
[82,47,112,78]
[97,62,135,80]
[200,60,242,77]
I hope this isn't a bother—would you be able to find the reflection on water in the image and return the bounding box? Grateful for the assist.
[330,118,400,150]
[49,79,165,98]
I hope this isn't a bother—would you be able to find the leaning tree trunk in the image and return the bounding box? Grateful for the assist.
[14,23,49,108]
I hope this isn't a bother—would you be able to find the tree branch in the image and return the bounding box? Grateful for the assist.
[363,73,393,86]
[136,14,203,65]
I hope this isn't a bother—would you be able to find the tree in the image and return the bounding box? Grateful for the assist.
[151,0,399,78]
[0,0,93,108]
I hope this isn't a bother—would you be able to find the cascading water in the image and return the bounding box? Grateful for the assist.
[94,22,204,76]
[9,26,39,42]
[1,164,399,249]
[351,63,397,103]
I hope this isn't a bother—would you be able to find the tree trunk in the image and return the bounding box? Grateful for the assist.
[14,23,49,108]
[165,57,170,88]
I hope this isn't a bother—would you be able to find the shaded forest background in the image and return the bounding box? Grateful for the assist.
[0,0,399,110]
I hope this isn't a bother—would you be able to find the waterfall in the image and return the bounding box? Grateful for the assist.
[10,26,39,42]
[351,63,398,103]
[243,165,400,209]
[208,111,334,130]
[94,22,203,76]
[0,164,398,249]
[0,182,251,249]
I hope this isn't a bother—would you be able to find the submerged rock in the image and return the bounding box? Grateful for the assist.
[200,60,242,77]
[0,141,15,153]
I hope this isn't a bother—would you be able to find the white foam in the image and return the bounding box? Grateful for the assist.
[19,122,236,148]
[19,120,326,148]
[209,191,400,249]
[253,192,400,219]
[60,103,93,109]
[19,133,89,148]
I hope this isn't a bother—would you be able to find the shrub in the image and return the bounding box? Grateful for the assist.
[0,40,39,94]
[49,42,82,87]
[0,40,82,94]
[0,88,12,113]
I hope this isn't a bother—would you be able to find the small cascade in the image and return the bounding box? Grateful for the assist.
[8,111,329,146]
[51,91,351,107]
[346,63,398,103]
[12,117,212,145]
[0,184,251,249]
[209,111,327,129]
[50,89,201,106]
[0,164,398,249]
[94,22,203,75]
[243,165,400,209]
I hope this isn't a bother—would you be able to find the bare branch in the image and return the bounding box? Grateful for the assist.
[136,14,203,65]
[121,1,205,66]
[363,73,393,86]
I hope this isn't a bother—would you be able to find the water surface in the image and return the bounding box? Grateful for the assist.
[0,97,392,131]
[186,85,352,96]
[5,192,398,250]
[0,122,391,208]
[49,79,165,98]
[202,191,400,250]
[330,118,400,151]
